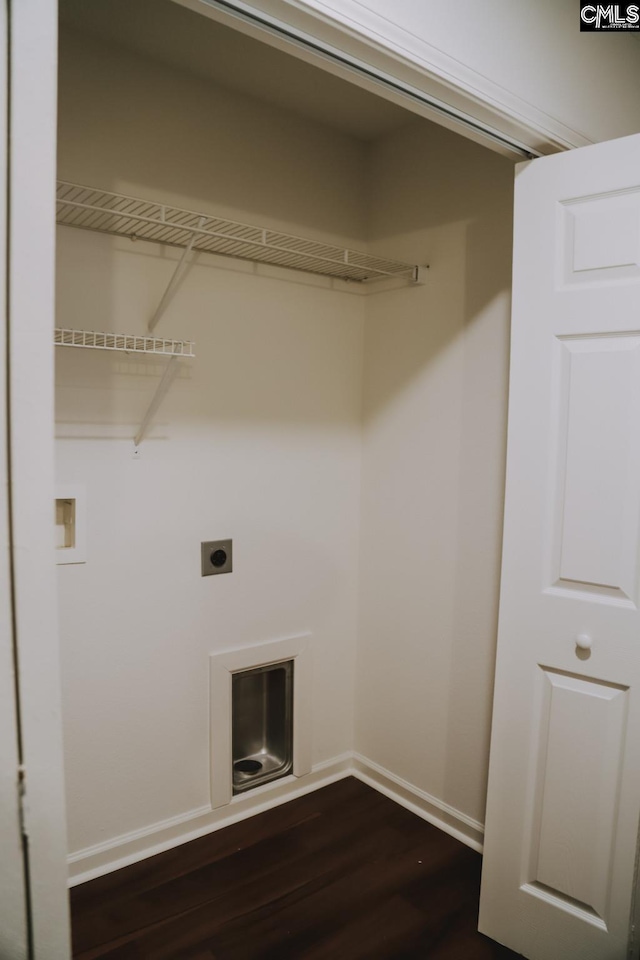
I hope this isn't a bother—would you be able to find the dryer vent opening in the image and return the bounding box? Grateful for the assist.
[232,660,293,794]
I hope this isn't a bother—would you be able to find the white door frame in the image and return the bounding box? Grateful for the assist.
[0,0,28,954]
[4,0,71,956]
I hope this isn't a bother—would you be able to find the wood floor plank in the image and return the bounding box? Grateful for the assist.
[72,782,391,954]
[296,894,427,960]
[71,778,366,912]
[70,777,523,960]
[206,822,469,958]
[83,822,405,958]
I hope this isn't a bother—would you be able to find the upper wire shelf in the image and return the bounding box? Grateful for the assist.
[54,328,195,358]
[56,181,421,285]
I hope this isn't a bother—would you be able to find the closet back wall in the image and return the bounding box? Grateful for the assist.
[56,27,366,856]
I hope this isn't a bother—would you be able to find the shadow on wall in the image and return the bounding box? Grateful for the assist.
[55,228,366,436]
[57,25,370,249]
[362,118,514,417]
[443,213,512,822]
[437,134,513,821]
[357,118,514,824]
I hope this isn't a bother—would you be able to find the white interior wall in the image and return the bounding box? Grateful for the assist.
[291,0,640,145]
[56,21,516,861]
[56,29,367,855]
[356,121,513,826]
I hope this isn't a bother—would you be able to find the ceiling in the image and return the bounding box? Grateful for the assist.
[59,0,415,142]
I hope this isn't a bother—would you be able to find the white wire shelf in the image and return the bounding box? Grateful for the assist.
[55,328,194,447]
[56,181,421,285]
[54,327,195,358]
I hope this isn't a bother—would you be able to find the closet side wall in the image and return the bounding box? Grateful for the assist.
[56,30,366,858]
[356,121,513,830]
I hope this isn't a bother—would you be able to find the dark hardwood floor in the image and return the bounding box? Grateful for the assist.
[70,777,522,959]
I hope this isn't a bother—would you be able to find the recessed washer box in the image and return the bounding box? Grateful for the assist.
[232,660,293,794]
[209,634,312,809]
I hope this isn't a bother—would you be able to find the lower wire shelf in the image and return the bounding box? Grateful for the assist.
[54,327,195,446]
[54,327,194,357]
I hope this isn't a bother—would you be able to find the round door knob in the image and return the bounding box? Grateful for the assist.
[575,633,592,651]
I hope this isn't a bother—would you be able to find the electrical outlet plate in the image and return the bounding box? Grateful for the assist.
[201,539,233,576]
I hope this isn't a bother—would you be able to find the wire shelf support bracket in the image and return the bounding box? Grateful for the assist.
[54,328,195,448]
[133,354,180,448]
[149,218,204,332]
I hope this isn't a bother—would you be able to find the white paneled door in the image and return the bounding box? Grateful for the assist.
[479,133,640,960]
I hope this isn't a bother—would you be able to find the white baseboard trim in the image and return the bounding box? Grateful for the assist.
[68,751,484,885]
[351,753,484,854]
[67,752,353,886]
